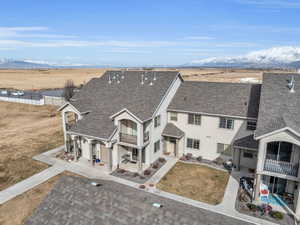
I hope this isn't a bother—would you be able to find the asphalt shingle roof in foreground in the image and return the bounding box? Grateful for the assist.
[168,81,261,119]
[68,70,180,139]
[24,176,254,225]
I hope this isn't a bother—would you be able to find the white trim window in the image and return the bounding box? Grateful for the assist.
[188,113,201,125]
[187,138,200,150]
[154,140,160,153]
[170,112,178,121]
[219,117,234,129]
[154,115,161,128]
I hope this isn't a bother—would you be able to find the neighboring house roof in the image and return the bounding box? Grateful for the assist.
[24,176,252,225]
[255,73,300,139]
[233,122,258,150]
[68,70,180,140]
[168,81,261,119]
[162,123,185,138]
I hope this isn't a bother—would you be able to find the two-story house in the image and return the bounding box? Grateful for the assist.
[59,70,300,217]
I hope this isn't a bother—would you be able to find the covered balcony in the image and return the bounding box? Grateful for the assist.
[264,141,299,177]
[119,119,138,145]
[264,159,299,177]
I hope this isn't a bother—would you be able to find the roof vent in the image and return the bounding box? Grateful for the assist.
[141,73,145,85]
[153,72,157,81]
[288,76,295,93]
[108,73,112,84]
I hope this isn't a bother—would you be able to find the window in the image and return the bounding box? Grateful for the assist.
[247,120,257,130]
[154,140,160,153]
[170,112,178,121]
[154,115,161,128]
[243,151,254,158]
[219,117,234,129]
[188,113,201,125]
[217,143,232,156]
[187,138,200,150]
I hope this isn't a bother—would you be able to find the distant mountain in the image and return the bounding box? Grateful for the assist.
[0,59,52,69]
[186,47,300,69]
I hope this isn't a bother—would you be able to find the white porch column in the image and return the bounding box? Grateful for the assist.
[175,139,179,158]
[254,174,261,200]
[62,111,68,152]
[88,139,94,165]
[138,147,143,172]
[73,136,78,161]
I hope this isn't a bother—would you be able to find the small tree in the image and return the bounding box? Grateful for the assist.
[63,79,76,101]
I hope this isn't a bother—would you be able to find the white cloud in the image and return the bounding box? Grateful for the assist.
[0,39,180,48]
[183,36,215,40]
[0,26,76,38]
[236,0,300,8]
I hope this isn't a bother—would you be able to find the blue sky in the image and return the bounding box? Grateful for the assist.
[0,0,299,66]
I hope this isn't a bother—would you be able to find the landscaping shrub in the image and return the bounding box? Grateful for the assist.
[213,157,224,165]
[180,156,187,161]
[186,153,193,160]
[270,211,284,220]
[144,169,152,176]
[196,156,202,162]
[246,203,257,212]
[132,172,139,177]
[158,157,166,163]
[117,169,126,174]
[152,163,159,169]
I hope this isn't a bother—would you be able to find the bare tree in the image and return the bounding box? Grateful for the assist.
[63,79,76,101]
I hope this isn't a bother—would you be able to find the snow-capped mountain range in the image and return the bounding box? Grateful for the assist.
[187,46,300,68]
[1,46,300,69]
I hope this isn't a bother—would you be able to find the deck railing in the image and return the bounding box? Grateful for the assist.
[264,159,299,177]
[119,133,137,145]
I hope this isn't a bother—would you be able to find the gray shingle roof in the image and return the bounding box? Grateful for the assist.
[168,81,261,119]
[162,123,185,138]
[24,176,252,225]
[233,122,258,150]
[68,70,179,139]
[255,73,300,138]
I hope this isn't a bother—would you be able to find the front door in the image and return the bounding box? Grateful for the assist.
[166,137,176,156]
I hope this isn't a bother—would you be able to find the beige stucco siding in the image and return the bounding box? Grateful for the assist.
[168,112,245,160]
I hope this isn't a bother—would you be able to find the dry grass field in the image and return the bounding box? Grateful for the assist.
[0,68,107,90]
[157,162,229,205]
[0,68,287,90]
[0,101,63,191]
[0,173,81,225]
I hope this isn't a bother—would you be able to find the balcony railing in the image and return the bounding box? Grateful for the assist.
[119,133,137,145]
[264,159,299,177]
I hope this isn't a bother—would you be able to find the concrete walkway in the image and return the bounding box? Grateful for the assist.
[0,164,64,204]
[1,146,279,225]
[145,156,178,185]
